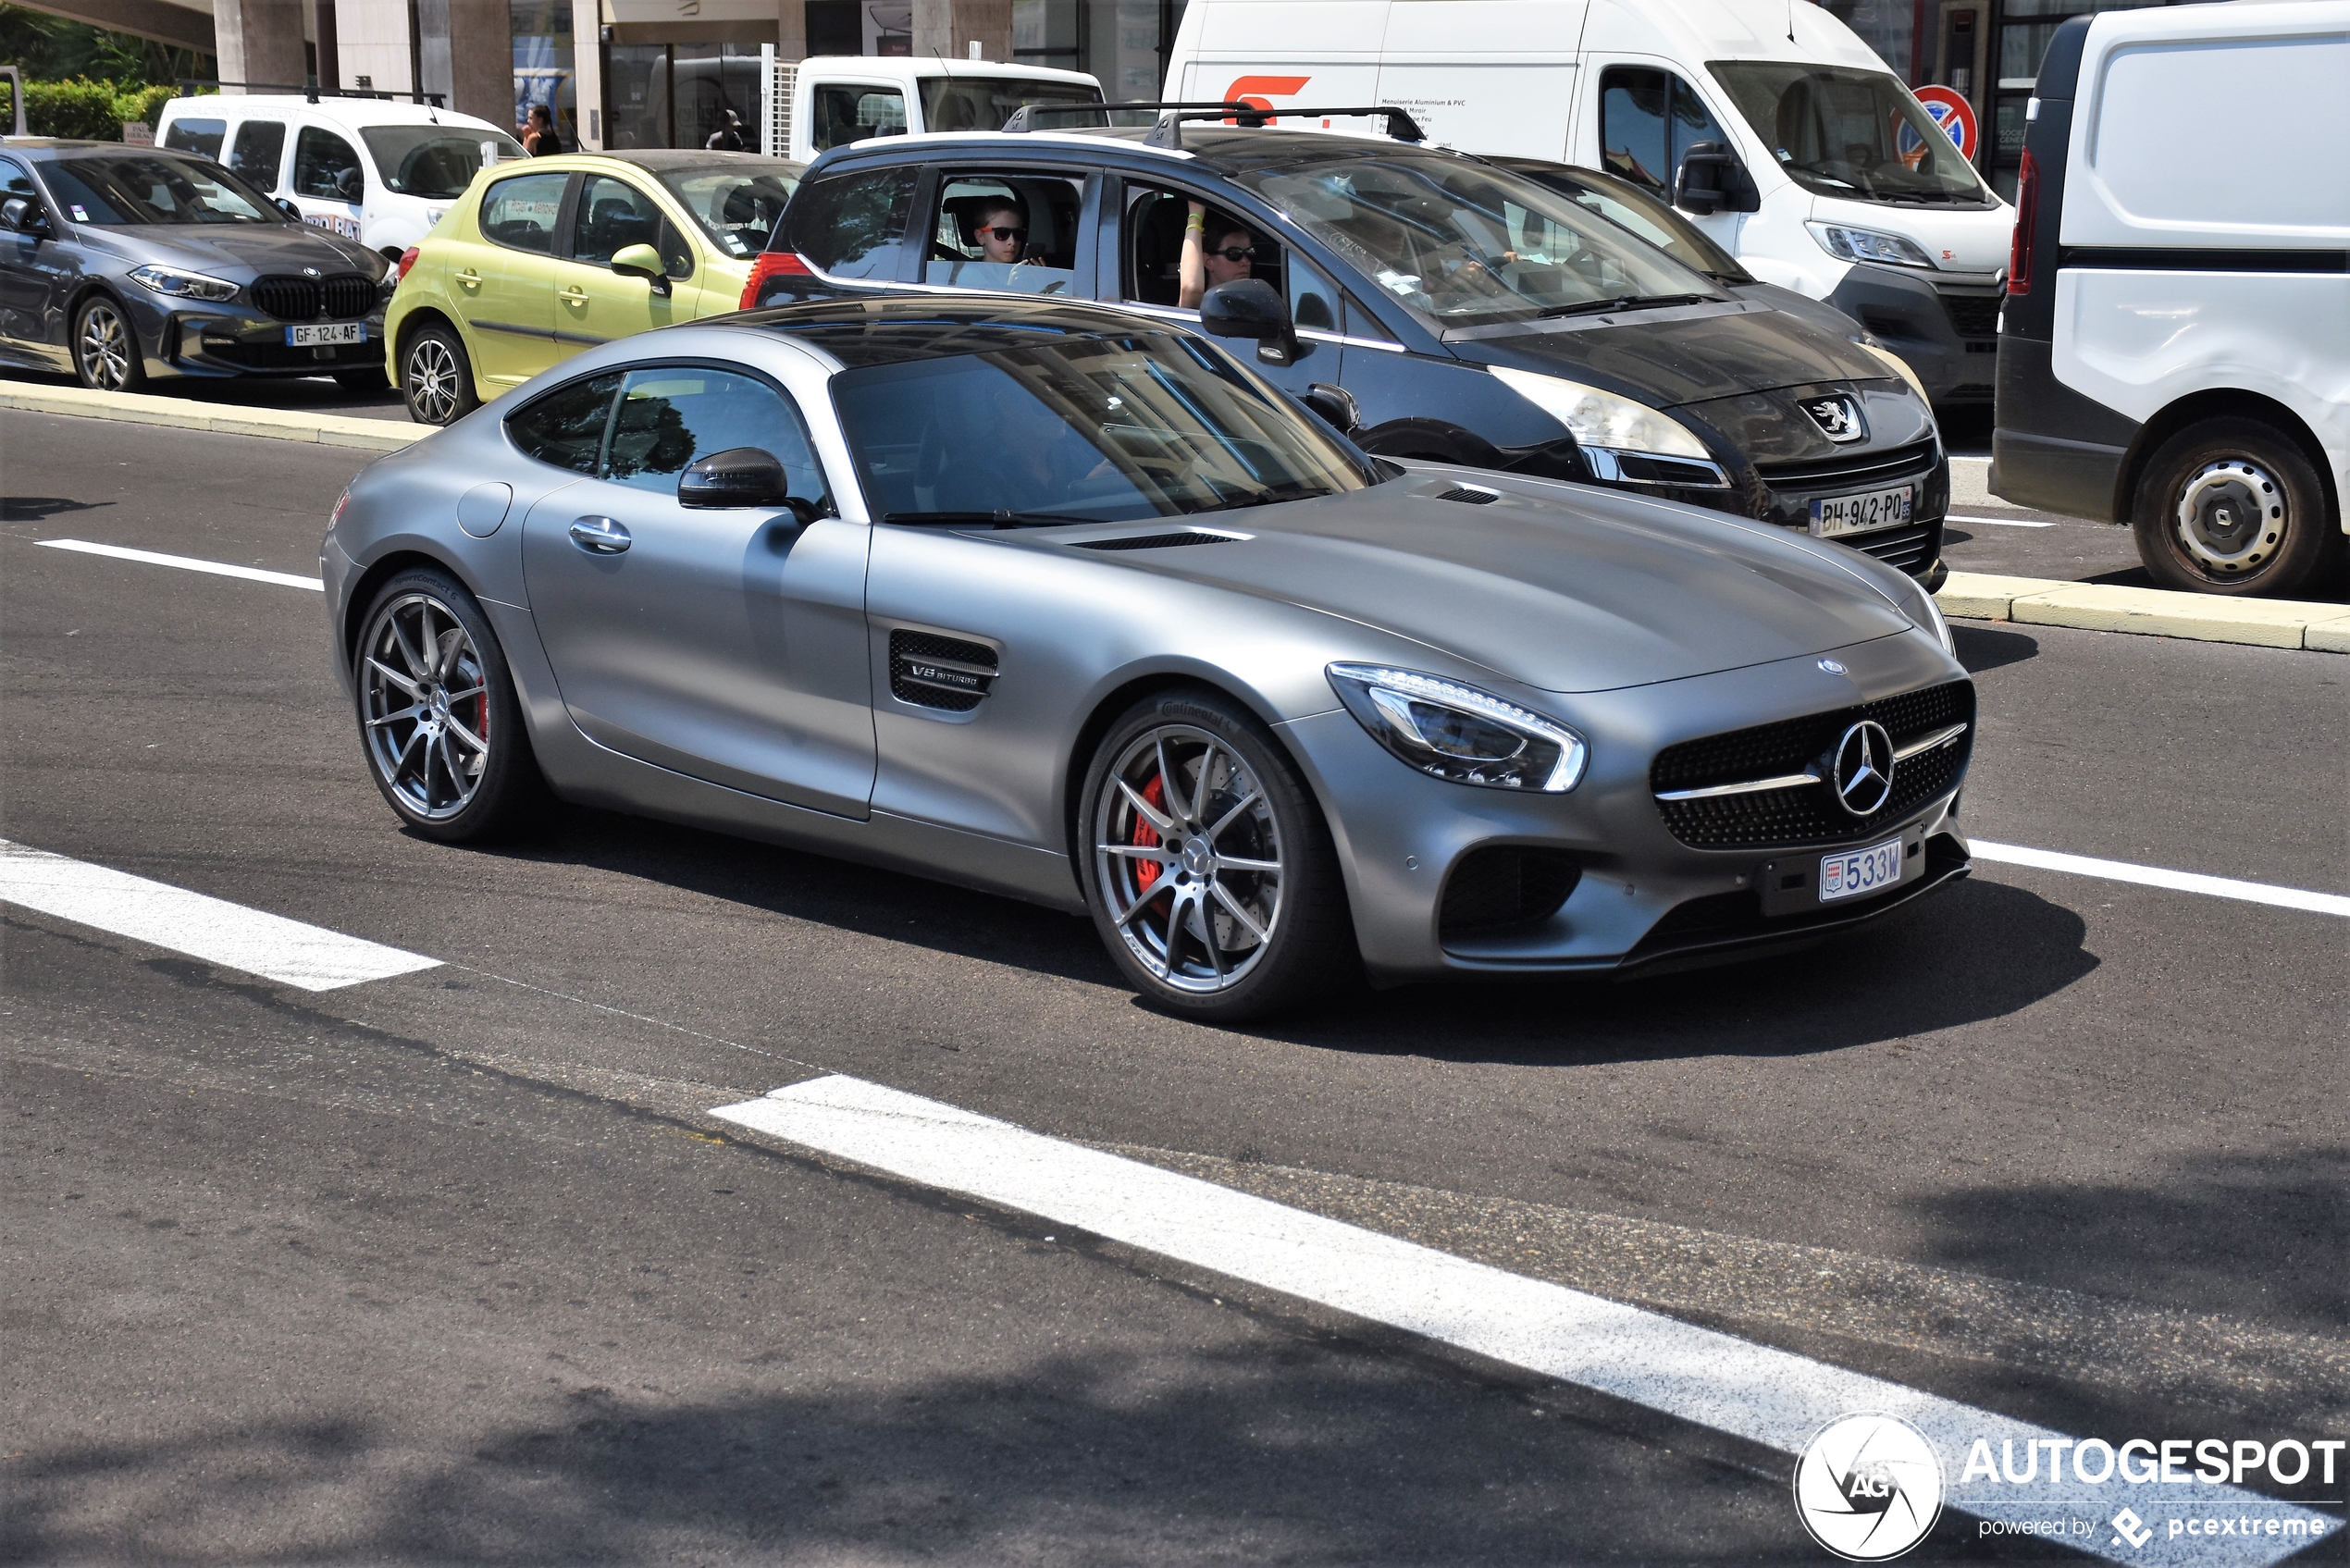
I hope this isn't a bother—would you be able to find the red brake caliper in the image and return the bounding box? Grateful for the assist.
[1132,774,1167,892]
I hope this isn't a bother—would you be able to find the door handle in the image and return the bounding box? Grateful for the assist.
[569,515,631,553]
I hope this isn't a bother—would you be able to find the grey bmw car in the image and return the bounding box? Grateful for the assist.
[324,294,1975,1019]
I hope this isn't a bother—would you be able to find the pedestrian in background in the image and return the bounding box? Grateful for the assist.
[522,105,563,156]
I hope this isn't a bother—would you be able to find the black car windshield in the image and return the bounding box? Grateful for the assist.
[835,331,1371,525]
[1232,152,1721,327]
[360,126,527,199]
[656,161,802,257]
[918,76,1100,132]
[1710,63,1994,204]
[1526,165,1753,282]
[43,154,282,224]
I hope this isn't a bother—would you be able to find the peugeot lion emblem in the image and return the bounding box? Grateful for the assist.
[1830,721,1896,817]
[1803,394,1865,444]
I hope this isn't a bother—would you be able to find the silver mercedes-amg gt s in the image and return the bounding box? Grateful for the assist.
[324,296,1975,1019]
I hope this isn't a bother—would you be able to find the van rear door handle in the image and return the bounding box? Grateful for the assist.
[569,515,631,553]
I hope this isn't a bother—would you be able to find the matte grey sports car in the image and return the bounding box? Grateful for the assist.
[323,295,1976,1019]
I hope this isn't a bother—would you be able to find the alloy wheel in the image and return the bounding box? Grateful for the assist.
[361,592,490,821]
[1093,723,1284,993]
[77,302,133,390]
[406,337,463,425]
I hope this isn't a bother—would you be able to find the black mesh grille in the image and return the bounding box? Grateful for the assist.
[1073,531,1236,551]
[1434,487,1497,505]
[1942,293,2001,339]
[247,274,375,321]
[1850,519,1941,574]
[889,629,996,711]
[1440,847,1580,937]
[1755,438,1938,490]
[1650,681,1974,850]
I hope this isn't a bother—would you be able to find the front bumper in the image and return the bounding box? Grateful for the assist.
[121,290,388,381]
[1278,629,1973,985]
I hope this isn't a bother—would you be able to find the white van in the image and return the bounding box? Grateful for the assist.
[154,94,525,258]
[764,56,1103,162]
[1992,1,2348,599]
[1164,0,2013,409]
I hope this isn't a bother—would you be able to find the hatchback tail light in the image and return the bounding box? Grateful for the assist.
[396,246,420,282]
[2007,149,2038,296]
[740,251,814,310]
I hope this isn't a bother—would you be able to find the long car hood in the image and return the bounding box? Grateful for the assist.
[1445,299,1891,408]
[1069,476,1913,694]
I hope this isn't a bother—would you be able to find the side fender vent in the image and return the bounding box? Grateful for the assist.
[1073,530,1240,551]
[1434,486,1499,505]
[890,629,997,712]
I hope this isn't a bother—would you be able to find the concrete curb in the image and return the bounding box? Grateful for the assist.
[0,380,423,452]
[1939,571,2350,654]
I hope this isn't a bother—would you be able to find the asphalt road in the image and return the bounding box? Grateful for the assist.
[4,409,2345,1563]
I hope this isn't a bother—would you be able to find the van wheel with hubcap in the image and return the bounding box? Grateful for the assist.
[402,323,478,426]
[2132,418,2341,597]
[73,294,146,392]
[354,568,548,843]
[1080,688,1357,1020]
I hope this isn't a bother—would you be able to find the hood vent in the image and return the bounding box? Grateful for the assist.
[1073,530,1239,551]
[1434,487,1499,505]
[889,630,996,712]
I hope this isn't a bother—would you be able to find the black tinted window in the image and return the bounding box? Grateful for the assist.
[604,367,827,500]
[507,373,621,474]
[293,127,365,201]
[163,117,226,157]
[481,171,568,254]
[229,121,286,191]
[787,167,915,279]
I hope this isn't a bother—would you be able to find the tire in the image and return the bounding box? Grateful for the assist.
[353,568,550,844]
[2131,418,2343,597]
[334,364,391,393]
[401,321,479,426]
[72,293,146,392]
[1078,687,1358,1021]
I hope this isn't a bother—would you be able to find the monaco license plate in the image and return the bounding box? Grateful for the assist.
[286,322,366,347]
[1820,836,1904,902]
[1810,484,1912,538]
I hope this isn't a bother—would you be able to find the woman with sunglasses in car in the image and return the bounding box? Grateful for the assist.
[1179,199,1257,309]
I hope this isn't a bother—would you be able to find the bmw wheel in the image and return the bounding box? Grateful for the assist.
[354,569,547,843]
[401,322,479,426]
[2132,418,2342,598]
[73,295,146,392]
[1080,688,1356,1020]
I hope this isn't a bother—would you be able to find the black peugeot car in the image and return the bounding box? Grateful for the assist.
[0,139,390,393]
[744,107,1949,585]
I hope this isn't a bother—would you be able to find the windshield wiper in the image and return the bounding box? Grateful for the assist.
[1538,291,1715,318]
[882,510,1106,529]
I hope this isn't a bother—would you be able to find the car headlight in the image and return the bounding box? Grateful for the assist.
[1488,365,1710,462]
[1807,223,1936,269]
[1328,664,1587,793]
[128,263,241,302]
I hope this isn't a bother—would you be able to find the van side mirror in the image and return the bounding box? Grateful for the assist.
[0,196,47,234]
[1675,141,1759,216]
[611,241,673,296]
[1302,381,1359,436]
[1199,278,1297,367]
[680,447,819,522]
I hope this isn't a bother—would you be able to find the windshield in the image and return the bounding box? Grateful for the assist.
[1710,63,1992,205]
[656,161,802,257]
[43,154,282,225]
[918,76,1101,132]
[359,126,527,199]
[1528,166,1751,281]
[834,331,1371,525]
[1232,153,1721,327]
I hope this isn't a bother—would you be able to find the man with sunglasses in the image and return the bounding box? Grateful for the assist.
[1179,199,1259,309]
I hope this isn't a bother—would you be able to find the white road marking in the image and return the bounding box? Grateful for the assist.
[37,537,323,591]
[0,839,439,990]
[712,1075,2336,1567]
[1948,513,2056,527]
[1973,841,2350,918]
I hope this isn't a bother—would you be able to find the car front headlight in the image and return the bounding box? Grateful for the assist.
[1807,222,1936,269]
[1488,365,1711,462]
[1328,664,1587,793]
[128,263,241,302]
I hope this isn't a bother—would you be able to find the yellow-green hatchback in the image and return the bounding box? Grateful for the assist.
[387,149,801,425]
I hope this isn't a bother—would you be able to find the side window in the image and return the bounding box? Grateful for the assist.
[572,174,692,278]
[506,373,622,474]
[1600,68,1731,197]
[229,121,286,192]
[1121,187,1282,310]
[162,117,227,158]
[1289,254,1341,333]
[786,167,916,280]
[810,86,907,153]
[922,173,1084,298]
[479,170,569,254]
[603,367,829,502]
[292,127,365,202]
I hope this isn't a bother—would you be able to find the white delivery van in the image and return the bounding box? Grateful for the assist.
[1993,1,2349,599]
[764,56,1103,161]
[1165,0,2013,410]
[155,94,525,258]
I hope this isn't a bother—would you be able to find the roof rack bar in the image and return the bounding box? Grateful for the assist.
[1002,100,1262,134]
[1136,102,1428,151]
[174,78,449,108]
